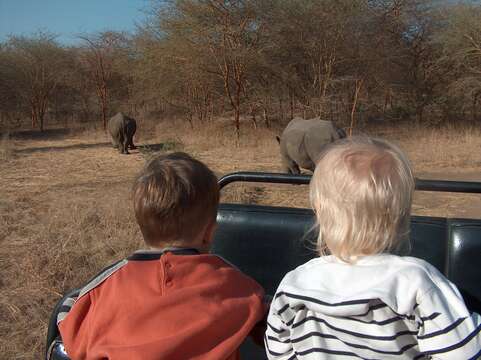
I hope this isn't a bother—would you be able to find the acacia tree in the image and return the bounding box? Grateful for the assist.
[378,0,445,123]
[260,0,375,122]
[207,0,263,136]
[0,44,22,130]
[436,3,481,121]
[341,1,402,133]
[131,0,481,129]
[154,0,263,137]
[79,31,129,129]
[0,33,69,131]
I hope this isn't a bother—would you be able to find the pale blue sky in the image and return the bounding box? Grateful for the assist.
[0,0,476,45]
[0,0,147,44]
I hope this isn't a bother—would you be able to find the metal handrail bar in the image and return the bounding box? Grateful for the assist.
[218,171,481,194]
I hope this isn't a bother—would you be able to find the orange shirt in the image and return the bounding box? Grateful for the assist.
[58,250,266,360]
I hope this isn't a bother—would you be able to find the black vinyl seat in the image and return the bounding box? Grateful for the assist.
[447,220,481,311]
[213,204,481,313]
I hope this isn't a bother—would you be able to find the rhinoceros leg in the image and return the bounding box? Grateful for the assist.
[126,119,137,150]
[116,132,125,154]
[121,134,130,154]
[288,163,301,175]
[128,137,136,150]
[282,156,301,174]
[304,159,316,172]
[122,142,129,154]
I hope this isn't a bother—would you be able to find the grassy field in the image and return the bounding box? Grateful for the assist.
[1,118,481,359]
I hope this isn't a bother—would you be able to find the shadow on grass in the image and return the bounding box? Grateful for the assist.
[5,128,72,141]
[13,139,181,156]
[15,142,112,154]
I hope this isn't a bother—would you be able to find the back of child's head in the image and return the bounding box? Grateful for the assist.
[132,152,219,247]
[310,136,414,263]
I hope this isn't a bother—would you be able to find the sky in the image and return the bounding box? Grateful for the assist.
[0,0,148,44]
[0,0,476,45]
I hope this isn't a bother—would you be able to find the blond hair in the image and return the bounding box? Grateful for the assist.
[132,152,219,247]
[310,137,414,263]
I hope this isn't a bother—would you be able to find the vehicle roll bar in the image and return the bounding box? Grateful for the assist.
[218,172,481,194]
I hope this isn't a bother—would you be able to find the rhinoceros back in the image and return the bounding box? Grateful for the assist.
[280,117,342,172]
[108,113,127,136]
[303,119,340,163]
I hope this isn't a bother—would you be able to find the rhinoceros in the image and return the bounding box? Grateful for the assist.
[108,112,137,154]
[276,117,346,174]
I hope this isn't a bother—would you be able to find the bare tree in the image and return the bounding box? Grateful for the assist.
[152,0,263,137]
[436,3,481,121]
[78,31,129,129]
[0,33,69,131]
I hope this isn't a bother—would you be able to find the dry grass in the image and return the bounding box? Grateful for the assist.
[370,123,481,173]
[0,133,14,161]
[1,118,481,359]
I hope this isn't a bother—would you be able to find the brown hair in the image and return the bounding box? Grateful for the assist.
[132,152,219,247]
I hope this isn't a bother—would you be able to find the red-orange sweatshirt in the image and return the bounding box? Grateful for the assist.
[58,249,266,360]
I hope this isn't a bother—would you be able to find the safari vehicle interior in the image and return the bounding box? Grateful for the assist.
[46,172,481,360]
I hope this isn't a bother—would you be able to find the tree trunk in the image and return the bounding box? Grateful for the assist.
[263,107,270,128]
[472,93,479,122]
[250,104,258,129]
[31,108,37,129]
[278,97,284,121]
[98,83,109,130]
[349,79,363,136]
[188,112,194,129]
[39,112,44,132]
[101,102,107,130]
[289,90,294,120]
[416,106,424,124]
[234,108,240,139]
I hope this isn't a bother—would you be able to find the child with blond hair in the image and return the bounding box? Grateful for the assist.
[57,152,267,360]
[265,137,480,359]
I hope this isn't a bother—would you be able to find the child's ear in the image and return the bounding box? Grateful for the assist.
[202,220,218,246]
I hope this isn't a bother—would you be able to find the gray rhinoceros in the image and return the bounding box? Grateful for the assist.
[276,117,346,174]
[108,112,137,154]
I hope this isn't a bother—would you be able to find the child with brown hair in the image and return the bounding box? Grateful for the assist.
[265,137,480,359]
[58,152,266,360]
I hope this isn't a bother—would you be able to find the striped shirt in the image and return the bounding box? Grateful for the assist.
[265,254,481,359]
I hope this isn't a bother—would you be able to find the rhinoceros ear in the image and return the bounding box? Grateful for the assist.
[276,136,281,144]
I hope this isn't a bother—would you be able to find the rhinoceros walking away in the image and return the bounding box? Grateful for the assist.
[276,117,346,174]
[108,112,137,154]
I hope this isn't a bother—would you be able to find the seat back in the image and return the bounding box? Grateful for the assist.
[212,203,481,311]
[446,220,481,311]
